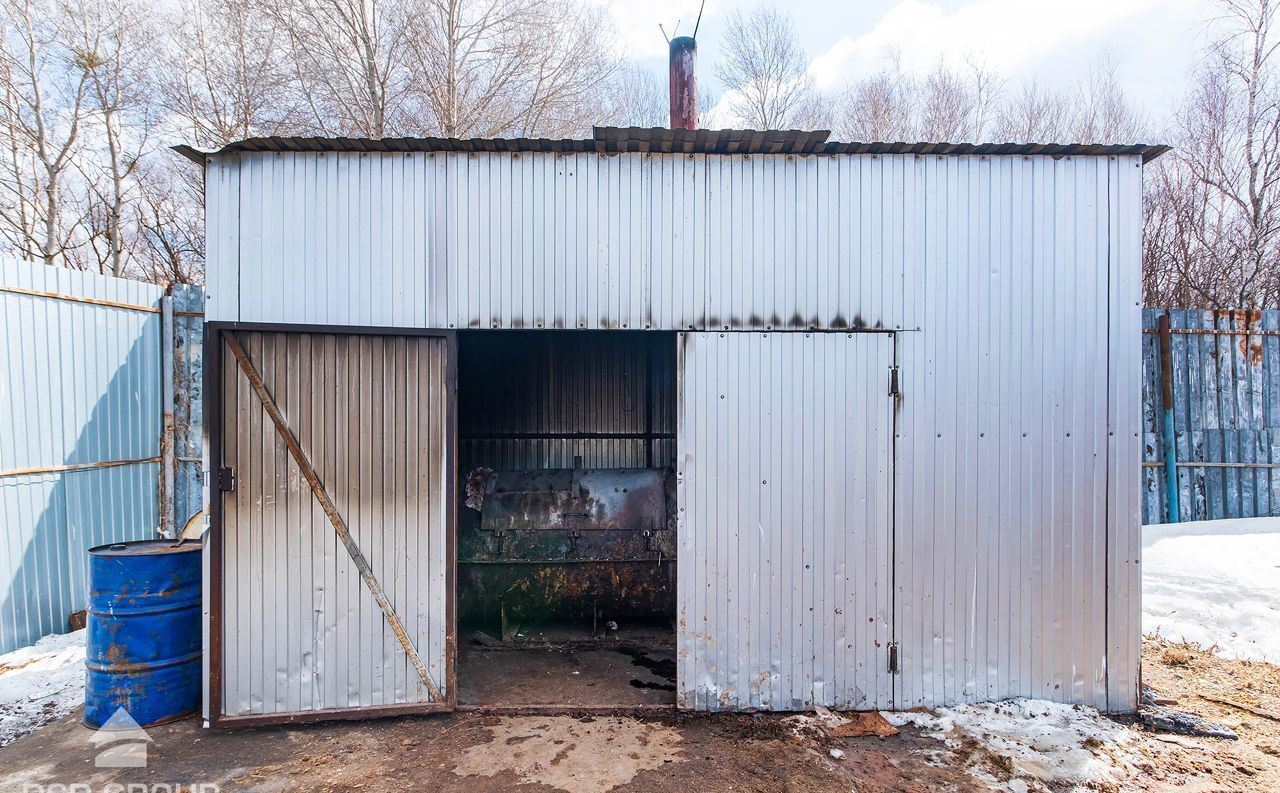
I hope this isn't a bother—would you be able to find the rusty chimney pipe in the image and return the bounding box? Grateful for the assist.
[669,36,697,130]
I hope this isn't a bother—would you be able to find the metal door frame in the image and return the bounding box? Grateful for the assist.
[205,322,458,726]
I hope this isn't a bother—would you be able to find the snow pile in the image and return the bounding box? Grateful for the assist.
[1143,517,1280,662]
[885,698,1138,791]
[0,629,86,746]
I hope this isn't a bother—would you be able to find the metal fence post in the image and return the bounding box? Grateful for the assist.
[160,293,176,537]
[1157,311,1179,523]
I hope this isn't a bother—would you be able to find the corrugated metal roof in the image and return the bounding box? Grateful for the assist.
[174,126,1171,164]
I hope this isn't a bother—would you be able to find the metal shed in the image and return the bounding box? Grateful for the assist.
[184,125,1166,724]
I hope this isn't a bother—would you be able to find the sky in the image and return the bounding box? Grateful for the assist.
[603,0,1213,135]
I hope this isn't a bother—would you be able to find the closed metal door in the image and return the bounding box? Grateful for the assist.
[211,330,454,723]
[676,331,894,711]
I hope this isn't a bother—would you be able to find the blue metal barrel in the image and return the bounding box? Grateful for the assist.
[85,540,202,728]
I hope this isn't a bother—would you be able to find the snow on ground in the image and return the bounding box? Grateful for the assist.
[1143,516,1280,662]
[0,630,85,747]
[885,699,1139,791]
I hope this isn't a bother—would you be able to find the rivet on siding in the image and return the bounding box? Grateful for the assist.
[766,324,773,330]
[644,323,651,329]
[1066,432,1072,437]
[512,153,519,159]
[537,322,543,328]
[448,323,454,327]
[980,433,985,437]
[723,325,729,330]
[622,323,628,328]
[719,333,724,337]
[762,480,767,484]
[688,324,694,329]
[720,394,725,399]
[579,322,586,328]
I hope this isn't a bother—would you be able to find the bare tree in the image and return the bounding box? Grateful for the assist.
[254,0,417,137]
[716,4,819,129]
[1146,0,1280,307]
[0,0,90,266]
[407,0,617,138]
[597,62,667,129]
[1069,55,1149,143]
[993,81,1070,143]
[833,51,912,141]
[68,0,156,276]
[132,158,204,284]
[157,0,299,148]
[833,56,1001,143]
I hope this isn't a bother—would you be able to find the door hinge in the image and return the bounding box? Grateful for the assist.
[888,643,900,674]
[888,365,901,398]
[218,466,236,492]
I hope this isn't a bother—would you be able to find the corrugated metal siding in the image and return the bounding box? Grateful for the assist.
[219,331,450,716]
[458,332,674,474]
[208,151,908,333]
[893,155,1140,712]
[0,259,164,653]
[207,149,1148,714]
[676,331,894,711]
[1140,308,1280,523]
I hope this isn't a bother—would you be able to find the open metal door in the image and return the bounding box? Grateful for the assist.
[676,331,894,711]
[209,329,455,724]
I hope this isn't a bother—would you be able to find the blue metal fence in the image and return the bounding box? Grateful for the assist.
[0,259,203,653]
[1142,308,1280,524]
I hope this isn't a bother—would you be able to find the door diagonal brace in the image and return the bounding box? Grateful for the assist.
[222,330,444,703]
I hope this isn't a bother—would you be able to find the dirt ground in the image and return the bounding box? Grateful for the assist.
[1,639,1276,793]
[1129,638,1280,791]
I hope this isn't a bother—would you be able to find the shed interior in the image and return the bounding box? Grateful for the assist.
[454,330,678,707]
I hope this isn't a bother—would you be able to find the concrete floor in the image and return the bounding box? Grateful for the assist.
[457,643,677,709]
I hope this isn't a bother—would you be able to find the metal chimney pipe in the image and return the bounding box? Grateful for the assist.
[669,36,697,130]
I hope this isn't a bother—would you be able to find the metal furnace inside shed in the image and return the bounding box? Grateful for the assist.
[454,331,680,706]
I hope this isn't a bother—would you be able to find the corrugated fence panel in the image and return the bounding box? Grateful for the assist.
[214,151,907,333]
[894,155,1125,712]
[219,332,450,717]
[0,259,164,653]
[1141,307,1280,523]
[677,331,894,711]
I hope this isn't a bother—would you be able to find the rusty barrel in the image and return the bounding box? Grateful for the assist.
[85,540,202,728]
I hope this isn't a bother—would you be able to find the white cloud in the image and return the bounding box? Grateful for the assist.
[807,0,1184,91]
[603,0,725,61]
